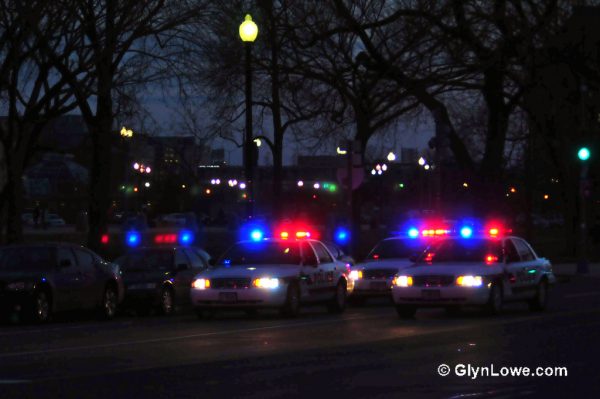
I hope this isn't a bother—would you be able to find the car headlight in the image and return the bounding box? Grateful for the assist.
[252,278,279,289]
[456,275,483,287]
[393,276,413,287]
[192,278,210,289]
[6,281,35,291]
[349,270,363,280]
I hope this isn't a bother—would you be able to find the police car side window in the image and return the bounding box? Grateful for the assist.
[514,239,535,261]
[74,249,95,271]
[183,249,205,269]
[57,248,77,268]
[312,242,333,264]
[175,250,190,269]
[300,242,318,266]
[504,240,521,263]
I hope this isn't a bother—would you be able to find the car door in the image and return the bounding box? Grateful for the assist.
[512,238,540,295]
[310,241,339,298]
[503,238,529,299]
[299,241,322,301]
[73,248,103,309]
[171,249,193,304]
[54,247,80,310]
[180,248,207,303]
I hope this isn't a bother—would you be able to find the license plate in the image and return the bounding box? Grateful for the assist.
[218,292,238,303]
[370,281,388,290]
[421,289,441,299]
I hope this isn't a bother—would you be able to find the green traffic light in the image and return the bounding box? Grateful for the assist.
[578,147,591,161]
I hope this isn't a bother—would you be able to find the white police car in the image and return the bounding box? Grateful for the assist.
[349,235,426,304]
[190,232,351,318]
[392,223,556,318]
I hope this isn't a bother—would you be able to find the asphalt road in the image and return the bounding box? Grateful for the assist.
[1,276,600,398]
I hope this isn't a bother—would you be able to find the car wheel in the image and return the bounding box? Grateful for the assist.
[101,286,118,320]
[396,305,417,319]
[327,281,347,314]
[159,287,175,316]
[528,280,548,312]
[280,283,300,318]
[484,282,503,315]
[30,291,51,323]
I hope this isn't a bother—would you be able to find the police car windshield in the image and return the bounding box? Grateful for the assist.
[218,242,301,266]
[367,238,424,260]
[423,238,502,263]
[120,249,174,271]
[0,247,56,271]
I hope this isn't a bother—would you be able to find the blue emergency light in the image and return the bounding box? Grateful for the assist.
[179,230,194,245]
[250,229,264,242]
[126,231,141,247]
[334,227,350,244]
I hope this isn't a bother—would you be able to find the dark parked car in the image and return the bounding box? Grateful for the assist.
[115,246,211,315]
[0,243,124,323]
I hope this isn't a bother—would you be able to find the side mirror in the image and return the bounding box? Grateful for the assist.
[59,259,72,268]
[176,263,188,271]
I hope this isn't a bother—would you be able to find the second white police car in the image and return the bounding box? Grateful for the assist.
[190,228,352,318]
[392,222,556,318]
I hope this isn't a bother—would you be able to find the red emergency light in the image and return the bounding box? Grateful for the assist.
[155,234,177,244]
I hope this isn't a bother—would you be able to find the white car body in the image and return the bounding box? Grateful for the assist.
[392,236,556,311]
[350,237,427,300]
[190,239,351,312]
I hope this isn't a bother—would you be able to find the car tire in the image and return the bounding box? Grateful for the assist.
[159,287,175,316]
[280,283,300,318]
[484,282,503,316]
[100,285,118,320]
[528,280,548,312]
[396,305,417,319]
[327,281,347,314]
[29,290,51,323]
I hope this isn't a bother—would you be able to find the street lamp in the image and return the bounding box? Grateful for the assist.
[240,14,258,219]
[577,146,592,274]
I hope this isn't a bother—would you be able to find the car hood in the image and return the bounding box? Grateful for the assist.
[198,265,301,279]
[354,259,414,270]
[400,262,503,276]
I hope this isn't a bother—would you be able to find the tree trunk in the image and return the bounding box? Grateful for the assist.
[86,89,114,252]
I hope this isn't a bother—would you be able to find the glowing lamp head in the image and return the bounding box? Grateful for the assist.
[101,234,109,244]
[407,227,419,239]
[578,147,591,161]
[280,231,289,239]
[460,226,473,238]
[239,14,258,42]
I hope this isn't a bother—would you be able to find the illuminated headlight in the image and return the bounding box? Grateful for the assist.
[456,275,483,287]
[6,282,35,291]
[192,278,210,289]
[349,270,363,280]
[252,278,279,289]
[394,276,413,287]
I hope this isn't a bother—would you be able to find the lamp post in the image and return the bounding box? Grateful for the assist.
[577,146,591,274]
[239,14,258,219]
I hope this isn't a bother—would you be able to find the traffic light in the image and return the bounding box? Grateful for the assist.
[578,146,591,161]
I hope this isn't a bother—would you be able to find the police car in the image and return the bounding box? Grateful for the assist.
[391,222,556,318]
[190,227,351,318]
[349,223,448,304]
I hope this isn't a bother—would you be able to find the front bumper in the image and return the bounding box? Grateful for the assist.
[351,278,393,297]
[191,286,288,309]
[392,284,491,306]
